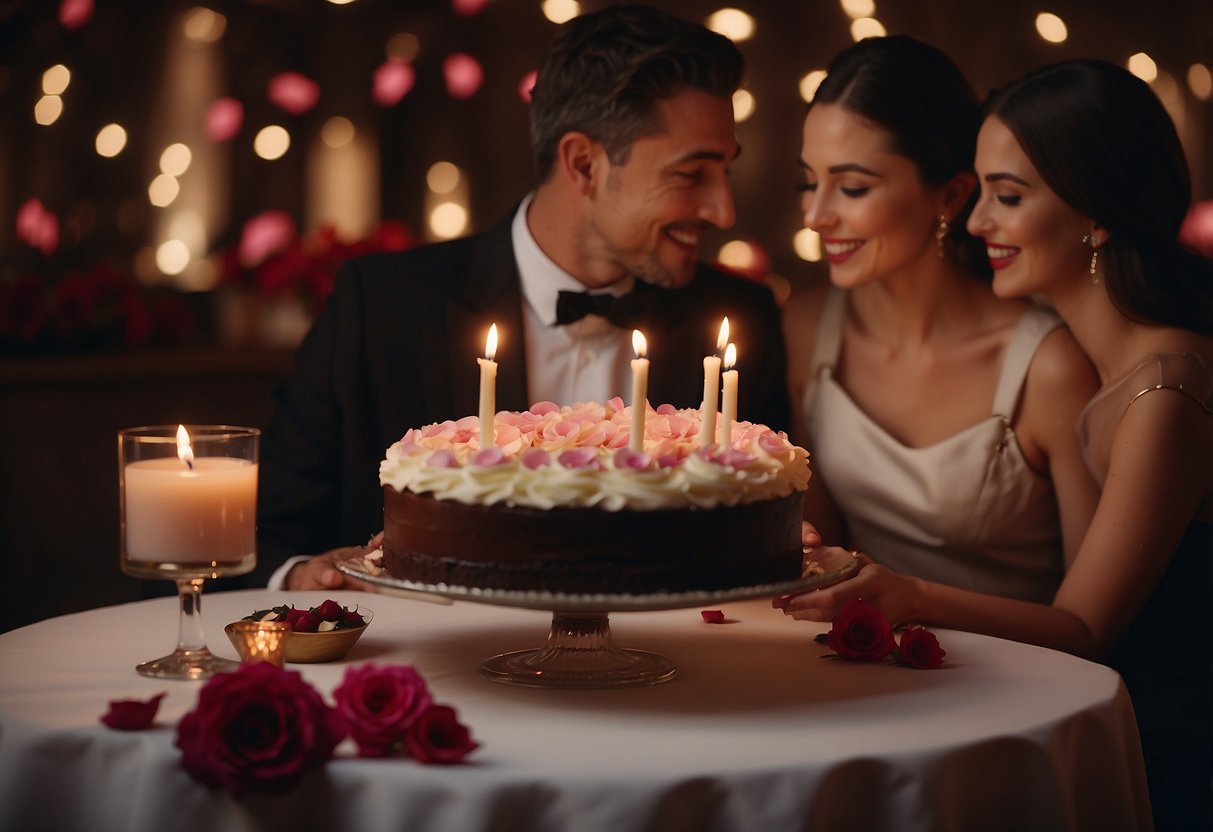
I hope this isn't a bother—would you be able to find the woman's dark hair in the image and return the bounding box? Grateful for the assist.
[529,4,743,183]
[987,60,1212,333]
[810,36,989,278]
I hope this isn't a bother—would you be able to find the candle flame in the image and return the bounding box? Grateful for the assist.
[176,424,195,469]
[724,342,737,369]
[484,323,498,361]
[632,329,647,358]
[716,317,730,353]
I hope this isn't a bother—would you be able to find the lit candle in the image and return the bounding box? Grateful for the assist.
[629,329,649,452]
[698,317,729,447]
[478,323,498,448]
[123,425,258,565]
[227,620,290,667]
[720,342,738,449]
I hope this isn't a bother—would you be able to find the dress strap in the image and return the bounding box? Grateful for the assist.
[991,304,1063,419]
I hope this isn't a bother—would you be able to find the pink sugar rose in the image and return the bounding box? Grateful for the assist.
[471,447,506,466]
[578,419,618,447]
[657,454,685,468]
[603,396,625,414]
[101,691,165,730]
[175,663,345,796]
[716,449,755,469]
[529,401,561,416]
[757,430,791,456]
[521,448,551,469]
[558,447,600,469]
[613,447,652,470]
[333,663,432,758]
[540,419,582,449]
[405,703,480,764]
[655,403,678,415]
[425,449,458,469]
[494,424,526,455]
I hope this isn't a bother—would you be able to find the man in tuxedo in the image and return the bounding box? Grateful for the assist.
[257,4,790,590]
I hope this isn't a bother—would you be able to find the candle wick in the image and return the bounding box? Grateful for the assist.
[185,458,194,471]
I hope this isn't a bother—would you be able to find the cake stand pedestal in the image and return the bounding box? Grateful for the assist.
[477,610,675,688]
[336,549,860,690]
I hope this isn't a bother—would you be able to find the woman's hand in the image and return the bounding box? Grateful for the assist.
[774,547,923,625]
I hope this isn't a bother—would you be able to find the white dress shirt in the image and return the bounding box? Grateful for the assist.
[511,192,635,406]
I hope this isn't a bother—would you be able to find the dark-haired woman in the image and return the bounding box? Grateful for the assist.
[784,36,1099,606]
[785,58,1212,830]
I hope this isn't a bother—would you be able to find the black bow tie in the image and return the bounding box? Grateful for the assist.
[554,289,657,328]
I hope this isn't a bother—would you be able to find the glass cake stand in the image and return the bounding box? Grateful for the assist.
[335,548,860,689]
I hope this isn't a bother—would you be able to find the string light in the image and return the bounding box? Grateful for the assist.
[1188,64,1212,100]
[1127,52,1158,83]
[541,0,579,25]
[96,124,128,157]
[706,8,755,42]
[794,228,822,262]
[159,143,192,176]
[426,161,461,194]
[42,64,71,95]
[799,70,828,103]
[34,95,63,126]
[254,125,291,160]
[732,89,755,122]
[850,17,886,41]
[1034,12,1067,44]
[839,0,875,18]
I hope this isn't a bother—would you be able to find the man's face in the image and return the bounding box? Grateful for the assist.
[582,88,739,289]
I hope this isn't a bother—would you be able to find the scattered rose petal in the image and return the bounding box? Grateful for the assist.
[206,97,244,142]
[451,0,488,15]
[268,71,320,115]
[237,210,296,268]
[373,59,415,107]
[16,199,59,255]
[701,610,725,624]
[101,691,166,730]
[443,53,483,100]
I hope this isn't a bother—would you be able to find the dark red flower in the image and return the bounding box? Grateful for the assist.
[404,703,479,764]
[175,662,344,796]
[826,599,896,661]
[332,663,432,757]
[101,691,166,730]
[895,626,946,669]
[286,607,321,632]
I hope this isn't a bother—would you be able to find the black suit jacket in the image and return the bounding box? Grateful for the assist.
[248,211,790,584]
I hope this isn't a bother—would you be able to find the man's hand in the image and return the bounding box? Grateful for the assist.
[285,533,383,592]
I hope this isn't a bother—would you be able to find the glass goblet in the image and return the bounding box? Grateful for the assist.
[118,425,259,679]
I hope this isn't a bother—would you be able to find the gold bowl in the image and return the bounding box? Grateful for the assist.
[226,609,372,664]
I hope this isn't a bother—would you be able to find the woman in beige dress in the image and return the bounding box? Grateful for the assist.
[784,58,1212,831]
[784,36,1099,604]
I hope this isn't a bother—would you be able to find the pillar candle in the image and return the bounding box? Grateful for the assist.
[478,323,499,448]
[720,342,738,449]
[629,329,649,452]
[697,317,730,447]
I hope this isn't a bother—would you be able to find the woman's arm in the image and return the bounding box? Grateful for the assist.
[781,388,1211,660]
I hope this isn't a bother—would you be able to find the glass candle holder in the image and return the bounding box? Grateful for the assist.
[226,620,290,667]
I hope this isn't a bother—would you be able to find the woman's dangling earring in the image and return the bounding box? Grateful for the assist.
[936,216,948,258]
[1084,234,1100,284]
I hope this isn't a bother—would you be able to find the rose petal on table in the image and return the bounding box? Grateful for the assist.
[701,610,726,624]
[101,691,166,730]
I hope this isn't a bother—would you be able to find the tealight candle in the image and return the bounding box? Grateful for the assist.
[698,317,729,447]
[478,323,498,448]
[228,620,290,667]
[629,329,649,452]
[720,342,738,449]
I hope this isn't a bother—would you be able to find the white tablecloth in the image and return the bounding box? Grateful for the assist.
[0,589,1152,832]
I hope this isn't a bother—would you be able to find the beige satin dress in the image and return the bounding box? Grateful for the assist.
[802,289,1066,603]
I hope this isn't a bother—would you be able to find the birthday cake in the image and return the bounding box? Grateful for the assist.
[376,398,810,595]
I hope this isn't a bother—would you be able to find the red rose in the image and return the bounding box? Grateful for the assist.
[895,626,946,669]
[332,663,432,757]
[175,662,345,796]
[826,599,896,661]
[101,691,165,730]
[405,703,479,765]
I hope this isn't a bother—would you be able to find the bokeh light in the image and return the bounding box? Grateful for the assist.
[850,17,887,41]
[444,53,484,99]
[159,143,192,176]
[183,7,226,43]
[1188,63,1212,100]
[427,161,461,194]
[794,228,822,262]
[839,0,875,18]
[321,116,356,149]
[254,125,291,160]
[732,89,755,122]
[541,0,579,25]
[95,123,128,157]
[148,174,180,208]
[718,239,758,271]
[156,239,191,275]
[429,201,469,239]
[706,8,755,42]
[34,95,63,126]
[1034,12,1067,44]
[42,64,71,95]
[386,32,421,63]
[799,70,828,103]
[1127,52,1158,83]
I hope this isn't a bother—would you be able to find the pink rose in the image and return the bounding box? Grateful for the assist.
[557,447,600,469]
[521,448,551,469]
[405,703,479,764]
[471,446,506,466]
[826,600,896,661]
[895,627,946,669]
[101,691,165,730]
[613,447,652,470]
[175,663,345,796]
[333,663,432,758]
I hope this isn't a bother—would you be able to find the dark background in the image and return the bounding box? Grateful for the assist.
[1,0,1210,631]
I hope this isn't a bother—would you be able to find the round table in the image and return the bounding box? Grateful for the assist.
[0,589,1152,832]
